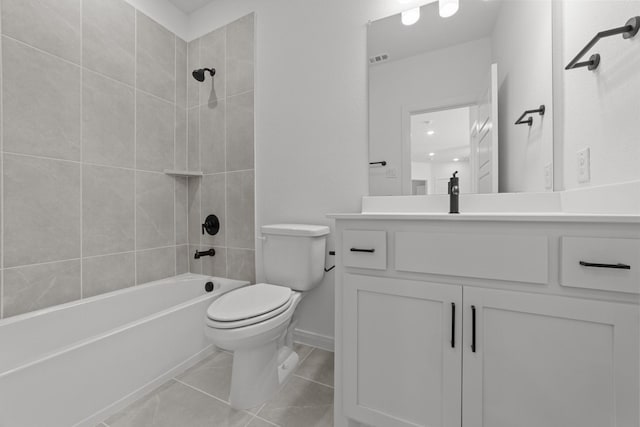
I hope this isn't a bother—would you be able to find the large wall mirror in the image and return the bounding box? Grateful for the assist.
[368,0,553,196]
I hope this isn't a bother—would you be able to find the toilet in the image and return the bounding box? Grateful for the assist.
[205,224,330,409]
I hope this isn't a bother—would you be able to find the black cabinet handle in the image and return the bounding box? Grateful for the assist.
[579,261,631,270]
[471,305,477,353]
[451,303,456,348]
[350,248,375,253]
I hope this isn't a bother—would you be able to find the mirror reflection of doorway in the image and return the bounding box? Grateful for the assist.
[410,105,473,195]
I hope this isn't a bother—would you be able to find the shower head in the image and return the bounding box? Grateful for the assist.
[192,68,216,82]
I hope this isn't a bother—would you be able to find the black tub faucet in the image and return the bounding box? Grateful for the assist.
[448,171,459,214]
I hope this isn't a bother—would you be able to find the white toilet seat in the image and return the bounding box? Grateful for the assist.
[206,283,294,329]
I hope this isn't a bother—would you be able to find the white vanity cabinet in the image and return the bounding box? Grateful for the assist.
[330,215,640,427]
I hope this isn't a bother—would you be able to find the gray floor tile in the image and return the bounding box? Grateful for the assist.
[258,376,333,427]
[177,350,232,402]
[106,380,252,427]
[296,348,335,387]
[246,416,279,427]
[294,342,314,362]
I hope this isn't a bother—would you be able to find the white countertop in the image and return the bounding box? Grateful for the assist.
[327,212,640,223]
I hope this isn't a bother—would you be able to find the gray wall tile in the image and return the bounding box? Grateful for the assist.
[202,247,226,277]
[82,252,135,298]
[137,12,175,102]
[175,177,188,245]
[83,0,135,85]
[226,13,254,96]
[200,100,226,174]
[188,245,202,274]
[226,91,254,171]
[199,28,226,105]
[1,0,81,63]
[3,37,81,161]
[226,170,255,249]
[176,245,189,275]
[3,260,81,317]
[136,91,174,172]
[136,172,175,250]
[227,248,255,283]
[176,38,188,109]
[83,165,135,257]
[187,177,201,246]
[175,107,187,170]
[83,71,135,168]
[187,106,200,171]
[187,39,200,109]
[4,155,81,267]
[136,247,175,285]
[201,174,226,247]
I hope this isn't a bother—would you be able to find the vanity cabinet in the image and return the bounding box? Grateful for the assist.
[330,216,640,427]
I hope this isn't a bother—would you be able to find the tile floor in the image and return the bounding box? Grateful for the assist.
[97,344,334,427]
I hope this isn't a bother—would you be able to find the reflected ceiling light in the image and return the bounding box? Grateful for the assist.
[439,0,459,18]
[453,158,460,162]
[401,7,420,25]
[429,152,436,157]
[427,130,435,136]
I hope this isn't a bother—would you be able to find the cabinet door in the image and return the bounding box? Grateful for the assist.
[343,274,462,427]
[463,287,639,427]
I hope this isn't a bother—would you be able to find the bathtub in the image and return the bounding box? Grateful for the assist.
[0,273,248,427]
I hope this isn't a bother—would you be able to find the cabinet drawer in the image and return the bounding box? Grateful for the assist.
[561,237,640,293]
[342,230,387,270]
[395,232,549,284]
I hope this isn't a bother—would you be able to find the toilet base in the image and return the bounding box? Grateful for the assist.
[229,343,299,409]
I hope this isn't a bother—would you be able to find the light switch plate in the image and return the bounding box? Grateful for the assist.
[544,163,553,190]
[577,147,590,183]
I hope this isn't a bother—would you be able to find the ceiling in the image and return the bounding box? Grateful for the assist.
[167,0,217,14]
[411,107,471,163]
[368,0,503,64]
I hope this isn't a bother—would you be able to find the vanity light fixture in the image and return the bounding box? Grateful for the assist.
[439,0,459,18]
[427,130,435,136]
[401,7,420,25]
[429,152,436,157]
[453,158,460,162]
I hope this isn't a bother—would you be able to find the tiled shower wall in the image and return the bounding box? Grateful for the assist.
[0,0,192,318]
[186,14,256,283]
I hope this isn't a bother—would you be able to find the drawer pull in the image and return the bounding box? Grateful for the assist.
[350,248,375,253]
[579,261,631,270]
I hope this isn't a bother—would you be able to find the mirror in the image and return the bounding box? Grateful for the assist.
[368,0,553,196]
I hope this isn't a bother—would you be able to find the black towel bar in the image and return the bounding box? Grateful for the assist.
[515,105,545,126]
[565,16,640,71]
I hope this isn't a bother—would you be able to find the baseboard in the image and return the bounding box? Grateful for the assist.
[75,345,216,427]
[294,328,334,352]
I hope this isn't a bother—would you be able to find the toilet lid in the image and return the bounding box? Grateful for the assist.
[207,283,292,322]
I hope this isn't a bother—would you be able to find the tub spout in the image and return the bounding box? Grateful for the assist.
[194,248,216,259]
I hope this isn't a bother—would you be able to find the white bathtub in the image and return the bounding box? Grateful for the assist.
[0,273,248,427]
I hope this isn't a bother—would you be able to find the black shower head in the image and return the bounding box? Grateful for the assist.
[192,68,216,82]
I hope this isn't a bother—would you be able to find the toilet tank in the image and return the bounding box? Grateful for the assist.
[261,224,330,291]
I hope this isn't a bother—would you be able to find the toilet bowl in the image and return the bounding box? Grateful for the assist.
[205,224,330,409]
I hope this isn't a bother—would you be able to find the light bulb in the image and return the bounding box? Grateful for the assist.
[439,0,459,18]
[453,158,460,162]
[427,130,435,136]
[429,152,436,157]
[401,7,420,26]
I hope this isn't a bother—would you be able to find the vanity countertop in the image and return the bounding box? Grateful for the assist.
[327,212,640,224]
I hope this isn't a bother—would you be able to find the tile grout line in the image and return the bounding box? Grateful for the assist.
[224,26,229,279]
[0,0,4,319]
[79,0,84,299]
[292,373,334,390]
[173,34,178,276]
[133,10,138,286]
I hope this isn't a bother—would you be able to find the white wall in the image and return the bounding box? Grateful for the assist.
[557,0,640,190]
[184,0,411,343]
[123,0,190,39]
[368,38,492,195]
[491,0,553,193]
